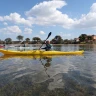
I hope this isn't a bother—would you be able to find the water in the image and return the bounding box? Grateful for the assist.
[0,44,96,96]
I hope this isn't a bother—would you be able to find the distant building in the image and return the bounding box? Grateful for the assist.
[74,38,79,43]
[75,38,79,42]
[92,35,96,41]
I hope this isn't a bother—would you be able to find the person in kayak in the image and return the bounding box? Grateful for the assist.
[41,40,52,51]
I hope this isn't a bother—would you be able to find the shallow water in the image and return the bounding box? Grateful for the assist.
[0,44,96,96]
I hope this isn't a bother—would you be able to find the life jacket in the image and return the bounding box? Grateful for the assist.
[45,44,52,51]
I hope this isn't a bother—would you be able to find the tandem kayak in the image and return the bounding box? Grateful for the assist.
[0,49,84,55]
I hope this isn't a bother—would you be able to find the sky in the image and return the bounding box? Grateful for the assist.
[0,0,96,41]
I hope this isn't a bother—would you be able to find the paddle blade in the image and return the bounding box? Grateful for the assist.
[47,32,52,39]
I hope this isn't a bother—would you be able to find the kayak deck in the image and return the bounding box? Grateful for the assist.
[0,49,84,55]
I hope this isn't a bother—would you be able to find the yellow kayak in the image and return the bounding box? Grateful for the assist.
[0,49,84,55]
[0,54,52,60]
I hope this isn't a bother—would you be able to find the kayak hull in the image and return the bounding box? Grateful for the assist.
[0,49,84,55]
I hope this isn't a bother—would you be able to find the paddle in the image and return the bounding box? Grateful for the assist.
[40,58,50,78]
[39,32,52,50]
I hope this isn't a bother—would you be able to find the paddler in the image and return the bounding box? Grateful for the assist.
[41,40,52,51]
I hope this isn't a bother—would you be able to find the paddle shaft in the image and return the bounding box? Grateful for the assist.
[39,32,52,50]
[39,38,48,50]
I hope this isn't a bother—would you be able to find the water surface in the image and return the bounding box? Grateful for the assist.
[0,44,96,96]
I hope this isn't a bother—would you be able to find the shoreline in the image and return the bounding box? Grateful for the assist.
[0,44,96,46]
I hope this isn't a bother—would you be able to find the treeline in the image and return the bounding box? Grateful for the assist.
[0,34,96,44]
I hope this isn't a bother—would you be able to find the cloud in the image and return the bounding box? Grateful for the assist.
[3,22,8,26]
[0,16,4,21]
[72,3,96,29]
[90,3,96,12]
[40,31,45,35]
[25,0,75,28]
[25,1,96,29]
[52,0,63,1]
[26,1,66,17]
[24,28,32,34]
[0,25,22,34]
[0,13,33,26]
[60,32,71,37]
[0,1,96,30]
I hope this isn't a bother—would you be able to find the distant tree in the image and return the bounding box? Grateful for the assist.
[79,34,87,42]
[16,35,23,41]
[25,38,30,43]
[0,39,1,44]
[51,39,56,44]
[32,37,41,43]
[87,35,92,41]
[63,39,71,44]
[52,35,63,44]
[5,38,12,44]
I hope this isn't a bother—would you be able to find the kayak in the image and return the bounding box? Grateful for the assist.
[0,54,53,60]
[0,49,84,55]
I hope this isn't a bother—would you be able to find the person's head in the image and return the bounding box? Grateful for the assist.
[46,40,50,44]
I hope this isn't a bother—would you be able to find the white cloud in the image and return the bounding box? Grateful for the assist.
[0,25,22,34]
[25,0,75,28]
[40,31,45,35]
[24,28,32,34]
[3,22,8,26]
[61,33,71,37]
[0,13,33,26]
[73,3,96,29]
[90,3,96,12]
[25,1,96,29]
[52,0,63,1]
[0,16,4,21]
[26,1,66,17]
[0,1,96,30]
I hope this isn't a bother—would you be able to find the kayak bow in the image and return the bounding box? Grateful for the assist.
[0,49,84,55]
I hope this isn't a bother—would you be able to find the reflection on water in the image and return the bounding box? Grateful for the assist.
[0,44,96,96]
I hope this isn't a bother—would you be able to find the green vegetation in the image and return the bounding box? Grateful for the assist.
[4,38,12,44]
[25,38,30,43]
[0,34,96,44]
[79,34,87,42]
[51,35,63,44]
[16,35,23,41]
[32,37,41,44]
